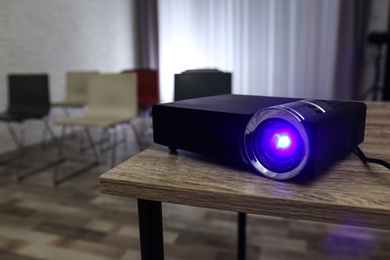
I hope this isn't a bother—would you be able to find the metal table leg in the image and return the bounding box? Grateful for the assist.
[137,199,164,260]
[238,212,247,260]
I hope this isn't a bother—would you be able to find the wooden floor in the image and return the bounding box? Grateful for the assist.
[0,118,390,260]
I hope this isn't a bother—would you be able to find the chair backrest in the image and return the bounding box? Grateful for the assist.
[174,70,232,101]
[65,71,99,104]
[7,74,50,118]
[86,73,138,119]
[122,69,159,108]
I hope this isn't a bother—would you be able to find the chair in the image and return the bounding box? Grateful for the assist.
[121,69,159,110]
[52,71,100,108]
[0,74,63,180]
[48,71,99,142]
[122,69,159,136]
[174,69,232,101]
[54,73,140,185]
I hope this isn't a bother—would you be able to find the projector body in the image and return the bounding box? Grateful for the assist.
[153,94,366,180]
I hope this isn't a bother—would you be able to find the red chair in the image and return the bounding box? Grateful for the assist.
[122,69,159,136]
[122,69,159,110]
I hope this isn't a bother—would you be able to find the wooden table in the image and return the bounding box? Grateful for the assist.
[99,101,390,260]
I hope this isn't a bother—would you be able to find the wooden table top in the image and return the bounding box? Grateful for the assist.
[99,101,390,230]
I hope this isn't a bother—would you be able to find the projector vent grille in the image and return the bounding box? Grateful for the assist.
[349,112,362,150]
[153,106,250,163]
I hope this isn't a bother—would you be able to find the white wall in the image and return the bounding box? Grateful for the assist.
[0,0,136,153]
[158,0,341,103]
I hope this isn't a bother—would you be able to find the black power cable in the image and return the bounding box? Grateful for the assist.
[354,146,390,169]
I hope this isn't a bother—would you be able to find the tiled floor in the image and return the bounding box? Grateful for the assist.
[0,118,390,260]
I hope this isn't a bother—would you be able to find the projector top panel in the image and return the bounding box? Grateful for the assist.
[157,94,301,115]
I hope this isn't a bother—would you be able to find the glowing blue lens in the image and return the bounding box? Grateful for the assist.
[253,118,305,173]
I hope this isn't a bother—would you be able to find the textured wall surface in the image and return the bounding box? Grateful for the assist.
[0,0,136,153]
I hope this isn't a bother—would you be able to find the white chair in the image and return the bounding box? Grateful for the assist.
[53,73,140,185]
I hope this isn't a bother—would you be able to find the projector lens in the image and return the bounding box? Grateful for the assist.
[244,103,311,180]
[253,118,305,173]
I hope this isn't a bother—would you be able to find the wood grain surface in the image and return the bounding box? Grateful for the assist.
[99,101,390,230]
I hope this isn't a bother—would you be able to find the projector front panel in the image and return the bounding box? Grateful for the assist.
[153,105,252,164]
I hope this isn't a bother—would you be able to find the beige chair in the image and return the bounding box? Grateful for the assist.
[53,73,140,185]
[42,71,100,145]
[53,71,100,108]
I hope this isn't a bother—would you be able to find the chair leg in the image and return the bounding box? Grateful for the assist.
[63,107,77,139]
[97,129,110,153]
[53,125,67,182]
[1,123,65,181]
[121,124,128,144]
[53,126,99,186]
[130,122,143,151]
[40,120,49,149]
[17,157,66,181]
[0,151,23,166]
[85,127,100,164]
[111,129,117,169]
[41,116,57,149]
[43,117,59,146]
[0,123,25,166]
[80,129,109,153]
[17,122,66,180]
[99,125,128,154]
[42,108,76,149]
[6,123,23,149]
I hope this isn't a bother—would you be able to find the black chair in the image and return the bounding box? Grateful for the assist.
[0,74,64,181]
[174,69,232,101]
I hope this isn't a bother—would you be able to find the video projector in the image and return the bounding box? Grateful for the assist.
[152,94,366,180]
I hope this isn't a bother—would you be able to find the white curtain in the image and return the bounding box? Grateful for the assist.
[157,0,341,103]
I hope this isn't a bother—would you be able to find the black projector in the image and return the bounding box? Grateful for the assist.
[152,94,366,180]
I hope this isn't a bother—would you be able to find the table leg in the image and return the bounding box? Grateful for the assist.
[137,199,164,260]
[238,212,246,260]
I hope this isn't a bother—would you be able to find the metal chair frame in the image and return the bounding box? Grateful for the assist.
[0,74,65,180]
[43,71,99,147]
[54,73,141,185]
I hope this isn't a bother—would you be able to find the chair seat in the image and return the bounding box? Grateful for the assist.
[52,100,86,107]
[55,115,134,128]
